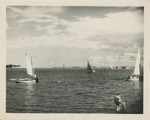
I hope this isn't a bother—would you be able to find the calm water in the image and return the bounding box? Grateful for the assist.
[6,68,143,113]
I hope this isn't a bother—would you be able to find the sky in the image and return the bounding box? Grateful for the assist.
[6,6,144,68]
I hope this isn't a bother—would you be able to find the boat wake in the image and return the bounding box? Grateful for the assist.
[16,77,37,83]
[9,79,17,81]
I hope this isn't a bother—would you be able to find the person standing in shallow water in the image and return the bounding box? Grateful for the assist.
[114,92,122,111]
[32,74,39,82]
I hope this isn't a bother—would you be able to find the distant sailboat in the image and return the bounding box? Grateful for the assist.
[16,52,39,83]
[110,65,113,70]
[87,61,95,73]
[62,64,66,69]
[127,46,141,81]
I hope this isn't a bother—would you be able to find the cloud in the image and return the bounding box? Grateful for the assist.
[48,7,67,14]
[7,7,24,18]
[89,56,117,66]
[7,6,66,19]
[89,51,139,66]
[7,7,144,67]
[28,10,143,50]
[18,14,59,23]
[124,52,136,57]
[67,11,143,37]
[18,18,52,23]
[7,6,143,41]
[117,52,137,63]
[106,56,115,63]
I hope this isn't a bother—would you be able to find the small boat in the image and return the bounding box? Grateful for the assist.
[16,52,39,83]
[16,78,36,83]
[10,79,17,81]
[127,46,142,81]
[87,60,95,73]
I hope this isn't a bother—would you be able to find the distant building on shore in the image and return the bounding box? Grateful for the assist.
[114,66,131,69]
[6,64,21,68]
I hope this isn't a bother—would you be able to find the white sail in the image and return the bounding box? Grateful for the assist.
[87,61,95,73]
[110,65,113,70]
[133,47,140,75]
[26,53,33,76]
[16,52,39,83]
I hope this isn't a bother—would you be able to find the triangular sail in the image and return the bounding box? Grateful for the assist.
[87,61,95,73]
[133,47,140,75]
[26,53,33,76]
[110,65,113,70]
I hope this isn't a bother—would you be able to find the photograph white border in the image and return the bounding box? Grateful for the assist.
[0,0,150,120]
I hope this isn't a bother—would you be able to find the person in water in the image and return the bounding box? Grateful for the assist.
[32,74,39,82]
[120,102,126,112]
[127,75,131,79]
[114,92,122,111]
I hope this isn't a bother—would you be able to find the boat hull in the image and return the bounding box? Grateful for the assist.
[16,78,37,83]
[126,75,141,81]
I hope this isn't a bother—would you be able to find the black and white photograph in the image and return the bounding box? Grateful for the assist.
[6,6,144,114]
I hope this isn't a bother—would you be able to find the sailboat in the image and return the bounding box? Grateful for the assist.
[16,52,39,83]
[110,65,113,70]
[87,61,95,73]
[127,46,141,81]
[62,64,66,69]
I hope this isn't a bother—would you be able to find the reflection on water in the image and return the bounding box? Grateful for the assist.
[23,83,36,111]
[132,81,141,90]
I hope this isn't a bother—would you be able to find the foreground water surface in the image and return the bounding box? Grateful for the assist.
[6,68,143,113]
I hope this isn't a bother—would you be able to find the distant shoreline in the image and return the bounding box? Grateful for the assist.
[6,66,135,69]
[6,64,21,68]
